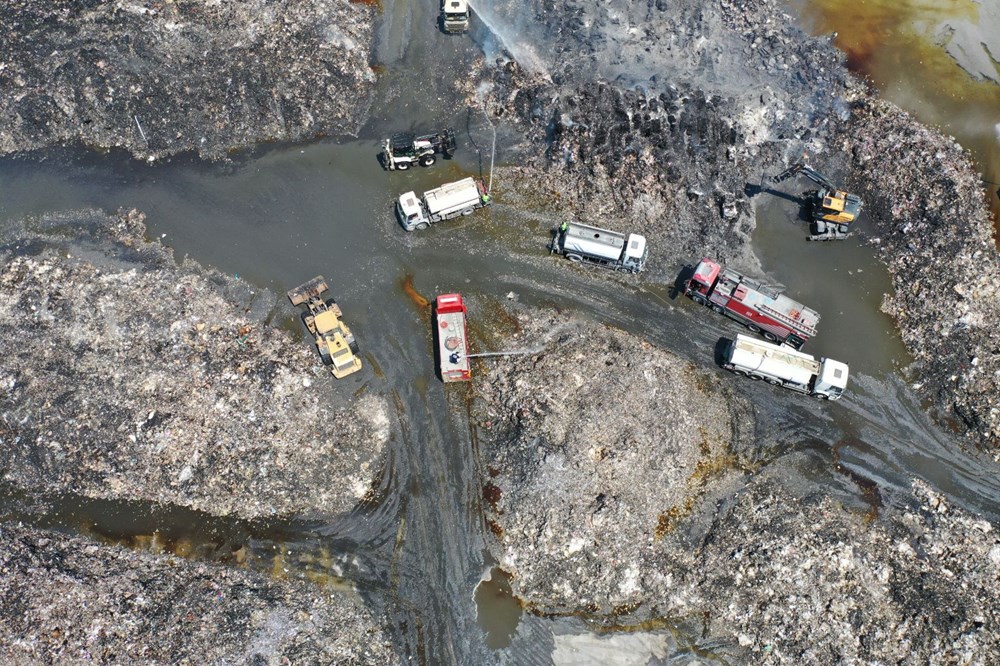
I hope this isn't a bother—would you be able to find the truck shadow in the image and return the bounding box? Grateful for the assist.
[669,265,695,300]
[713,337,731,368]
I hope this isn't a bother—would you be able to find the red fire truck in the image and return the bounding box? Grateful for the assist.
[684,258,819,349]
[434,294,471,382]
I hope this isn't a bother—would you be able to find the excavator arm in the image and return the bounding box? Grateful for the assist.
[772,162,838,191]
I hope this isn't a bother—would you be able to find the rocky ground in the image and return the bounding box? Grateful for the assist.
[0,522,397,664]
[0,208,390,520]
[475,309,758,613]
[689,475,1000,663]
[846,98,1000,452]
[479,308,1000,662]
[0,0,376,161]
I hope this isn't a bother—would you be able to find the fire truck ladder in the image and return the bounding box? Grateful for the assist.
[756,302,812,331]
[448,347,543,364]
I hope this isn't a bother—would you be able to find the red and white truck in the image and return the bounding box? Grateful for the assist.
[684,258,819,350]
[434,294,471,382]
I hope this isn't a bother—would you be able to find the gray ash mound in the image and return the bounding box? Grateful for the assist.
[0,0,376,161]
[0,208,389,520]
[475,310,757,612]
[477,308,1000,663]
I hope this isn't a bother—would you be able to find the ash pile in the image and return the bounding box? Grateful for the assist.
[0,0,377,161]
[0,208,389,520]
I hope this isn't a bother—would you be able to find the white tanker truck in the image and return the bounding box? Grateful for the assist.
[550,221,648,273]
[723,334,848,399]
[395,177,491,231]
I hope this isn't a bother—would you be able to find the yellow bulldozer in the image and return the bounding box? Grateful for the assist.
[287,276,362,379]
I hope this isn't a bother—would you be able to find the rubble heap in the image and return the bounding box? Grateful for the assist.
[849,97,1000,451]
[0,208,389,520]
[0,522,396,664]
[475,310,757,612]
[690,477,1000,663]
[0,0,376,161]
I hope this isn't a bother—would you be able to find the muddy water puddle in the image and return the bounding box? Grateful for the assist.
[0,482,359,584]
[475,566,524,649]
[786,0,1000,236]
[752,195,909,375]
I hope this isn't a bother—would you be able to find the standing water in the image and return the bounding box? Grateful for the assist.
[785,0,1000,239]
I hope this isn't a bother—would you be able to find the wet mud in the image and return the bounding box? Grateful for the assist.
[2,0,1000,662]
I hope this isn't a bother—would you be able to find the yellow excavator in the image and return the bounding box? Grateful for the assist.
[771,162,863,240]
[287,276,362,379]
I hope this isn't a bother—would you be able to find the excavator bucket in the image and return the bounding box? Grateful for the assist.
[287,276,329,306]
[771,162,805,184]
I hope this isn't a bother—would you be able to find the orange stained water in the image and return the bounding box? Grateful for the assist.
[788,0,1000,239]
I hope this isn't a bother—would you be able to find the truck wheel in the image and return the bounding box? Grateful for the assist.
[349,340,360,355]
[692,295,707,305]
[566,254,583,263]
[416,222,429,230]
[734,369,749,376]
[711,304,724,314]
[396,161,410,170]
[319,347,333,366]
[461,208,473,216]
[762,331,778,342]
[749,373,763,381]
[747,324,762,334]
[420,155,436,167]
[814,393,829,400]
[765,377,780,385]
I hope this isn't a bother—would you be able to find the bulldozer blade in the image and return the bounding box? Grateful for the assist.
[287,275,329,306]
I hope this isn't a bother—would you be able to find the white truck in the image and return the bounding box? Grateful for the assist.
[550,221,648,273]
[396,177,491,231]
[723,334,848,399]
[442,0,470,33]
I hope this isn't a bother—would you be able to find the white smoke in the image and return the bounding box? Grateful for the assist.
[468,0,552,80]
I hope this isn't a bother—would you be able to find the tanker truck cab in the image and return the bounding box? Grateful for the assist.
[442,0,470,33]
[622,234,648,272]
[396,191,428,231]
[814,358,849,399]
